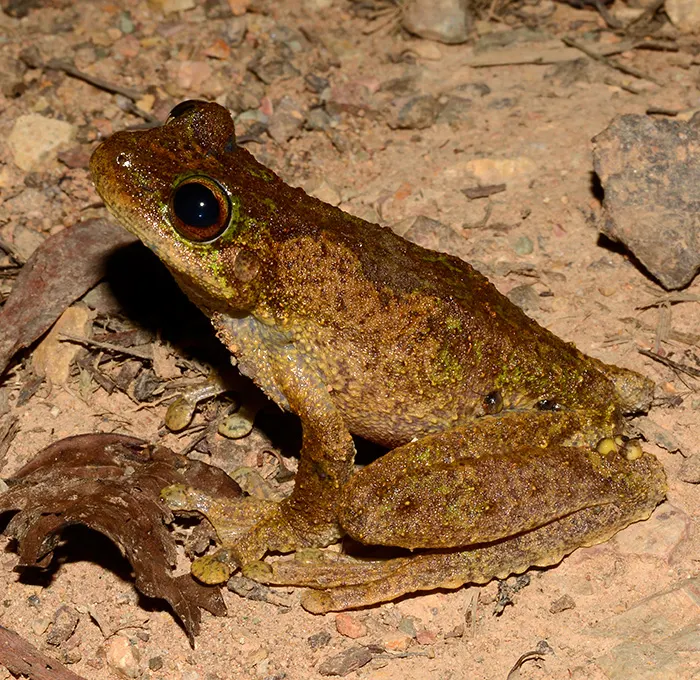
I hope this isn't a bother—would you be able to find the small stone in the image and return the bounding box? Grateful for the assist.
[160,0,195,13]
[305,108,332,131]
[46,605,80,646]
[382,633,413,652]
[549,594,576,614]
[386,95,441,130]
[8,114,76,171]
[402,0,473,44]
[678,456,700,484]
[149,656,164,671]
[335,613,368,639]
[227,0,251,15]
[460,157,537,188]
[106,636,141,678]
[506,284,540,312]
[512,235,534,256]
[325,81,379,118]
[392,215,469,260]
[415,629,437,645]
[63,647,82,664]
[203,39,231,60]
[308,631,332,649]
[31,616,51,636]
[397,616,417,637]
[306,178,342,206]
[172,60,212,92]
[437,95,472,124]
[267,96,305,143]
[666,0,700,32]
[318,646,372,676]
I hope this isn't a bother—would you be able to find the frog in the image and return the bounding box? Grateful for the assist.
[89,100,667,614]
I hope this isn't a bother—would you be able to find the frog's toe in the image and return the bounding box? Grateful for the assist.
[595,435,643,461]
[192,550,235,585]
[300,590,335,614]
[241,560,273,581]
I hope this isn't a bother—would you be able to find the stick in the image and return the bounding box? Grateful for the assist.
[0,625,88,680]
[561,36,663,86]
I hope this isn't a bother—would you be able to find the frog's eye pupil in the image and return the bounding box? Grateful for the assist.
[174,182,220,229]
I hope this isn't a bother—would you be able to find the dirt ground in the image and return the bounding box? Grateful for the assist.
[1,1,699,679]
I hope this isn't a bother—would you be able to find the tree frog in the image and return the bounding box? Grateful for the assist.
[90,100,666,613]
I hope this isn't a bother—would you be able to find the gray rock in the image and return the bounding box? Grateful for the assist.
[402,0,474,44]
[267,95,305,143]
[392,215,470,260]
[318,646,373,676]
[593,115,700,289]
[386,94,441,130]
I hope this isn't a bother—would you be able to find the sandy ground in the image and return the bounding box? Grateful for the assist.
[0,1,699,679]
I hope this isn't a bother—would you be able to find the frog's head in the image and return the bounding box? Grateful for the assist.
[90,100,268,315]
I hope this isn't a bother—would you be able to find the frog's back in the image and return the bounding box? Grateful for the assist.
[247,183,642,447]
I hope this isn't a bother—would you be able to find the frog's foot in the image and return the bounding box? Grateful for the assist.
[162,484,343,584]
[248,485,666,613]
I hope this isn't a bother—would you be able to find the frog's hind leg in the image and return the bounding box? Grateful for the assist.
[246,450,666,613]
[244,411,667,612]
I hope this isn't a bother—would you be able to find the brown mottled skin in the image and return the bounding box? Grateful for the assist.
[91,101,667,613]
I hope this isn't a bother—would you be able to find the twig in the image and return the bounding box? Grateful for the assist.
[593,0,623,30]
[561,36,663,86]
[625,0,667,33]
[45,60,158,124]
[59,333,153,362]
[639,348,700,378]
[0,625,88,680]
[46,59,143,100]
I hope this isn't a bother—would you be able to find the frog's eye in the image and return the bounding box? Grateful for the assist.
[171,177,231,243]
[167,100,204,121]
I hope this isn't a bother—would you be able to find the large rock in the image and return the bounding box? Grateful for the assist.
[593,115,700,289]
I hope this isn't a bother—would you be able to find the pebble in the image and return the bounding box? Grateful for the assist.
[382,632,412,652]
[106,635,141,679]
[512,235,534,256]
[160,0,195,13]
[678,456,700,484]
[267,95,305,142]
[305,107,333,131]
[308,631,332,649]
[46,605,80,646]
[306,177,342,206]
[7,114,76,171]
[506,284,540,312]
[415,628,437,645]
[549,594,576,614]
[459,156,537,188]
[666,0,700,32]
[386,94,440,130]
[335,613,368,639]
[325,81,379,118]
[318,646,372,677]
[402,0,473,44]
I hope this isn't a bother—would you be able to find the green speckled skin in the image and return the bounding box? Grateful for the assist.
[91,101,667,612]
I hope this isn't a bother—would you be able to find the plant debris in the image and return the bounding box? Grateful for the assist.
[0,433,238,642]
[0,219,136,378]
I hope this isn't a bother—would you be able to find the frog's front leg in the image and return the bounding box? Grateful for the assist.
[187,317,356,583]
[246,411,667,612]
